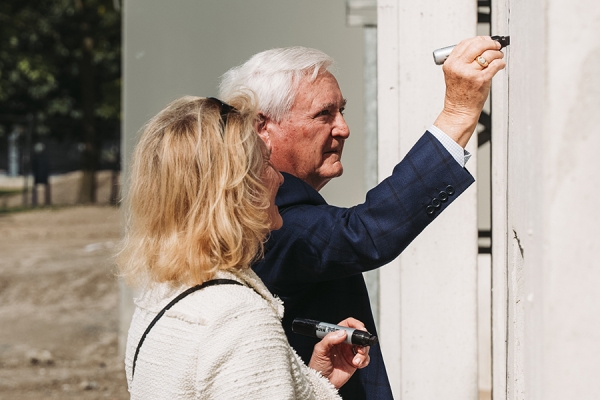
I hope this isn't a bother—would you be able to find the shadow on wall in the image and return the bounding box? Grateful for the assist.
[0,170,120,210]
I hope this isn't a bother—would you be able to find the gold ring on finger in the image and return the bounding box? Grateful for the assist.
[476,55,489,68]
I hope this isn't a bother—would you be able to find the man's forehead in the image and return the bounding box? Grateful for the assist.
[297,71,340,90]
[290,72,346,110]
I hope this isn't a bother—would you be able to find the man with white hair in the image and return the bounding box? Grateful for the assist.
[220,37,505,399]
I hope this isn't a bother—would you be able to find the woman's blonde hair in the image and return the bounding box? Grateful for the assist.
[117,94,270,287]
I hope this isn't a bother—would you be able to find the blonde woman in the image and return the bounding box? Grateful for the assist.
[118,94,370,399]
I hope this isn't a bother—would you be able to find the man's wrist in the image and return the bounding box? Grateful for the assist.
[433,109,479,148]
[428,125,471,167]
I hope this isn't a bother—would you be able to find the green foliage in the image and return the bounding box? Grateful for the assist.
[0,0,121,140]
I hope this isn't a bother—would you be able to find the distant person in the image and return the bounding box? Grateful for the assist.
[118,94,370,399]
[31,142,51,206]
[219,36,506,399]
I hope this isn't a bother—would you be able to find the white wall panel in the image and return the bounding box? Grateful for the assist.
[378,0,478,398]
[492,0,600,399]
[543,0,600,398]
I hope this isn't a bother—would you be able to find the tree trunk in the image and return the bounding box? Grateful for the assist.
[77,26,97,204]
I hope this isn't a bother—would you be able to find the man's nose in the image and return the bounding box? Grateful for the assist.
[333,115,350,139]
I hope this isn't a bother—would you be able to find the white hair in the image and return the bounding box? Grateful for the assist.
[219,47,335,122]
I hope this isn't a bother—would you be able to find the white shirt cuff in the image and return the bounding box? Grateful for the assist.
[427,125,471,168]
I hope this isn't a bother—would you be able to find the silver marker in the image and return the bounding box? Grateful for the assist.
[292,318,378,346]
[433,35,511,65]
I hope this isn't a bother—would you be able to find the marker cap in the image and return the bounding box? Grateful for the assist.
[491,35,510,49]
[292,318,320,337]
[351,330,379,346]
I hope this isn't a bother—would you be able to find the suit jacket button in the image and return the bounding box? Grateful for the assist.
[438,191,448,202]
[431,198,441,208]
[426,205,436,215]
[445,185,455,195]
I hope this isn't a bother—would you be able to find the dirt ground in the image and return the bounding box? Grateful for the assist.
[0,205,129,399]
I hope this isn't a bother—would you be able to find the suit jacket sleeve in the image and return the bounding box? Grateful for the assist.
[259,131,475,291]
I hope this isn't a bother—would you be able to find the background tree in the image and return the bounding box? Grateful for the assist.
[0,0,121,203]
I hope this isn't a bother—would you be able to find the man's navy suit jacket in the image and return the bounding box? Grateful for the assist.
[253,131,475,400]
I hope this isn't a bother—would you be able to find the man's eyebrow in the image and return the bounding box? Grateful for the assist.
[318,99,347,109]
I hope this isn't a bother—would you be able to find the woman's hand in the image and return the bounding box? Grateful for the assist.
[307,317,371,389]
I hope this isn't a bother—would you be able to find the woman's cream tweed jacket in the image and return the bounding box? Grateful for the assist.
[125,268,341,399]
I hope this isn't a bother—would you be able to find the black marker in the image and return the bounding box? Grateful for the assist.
[292,318,378,346]
[433,35,510,65]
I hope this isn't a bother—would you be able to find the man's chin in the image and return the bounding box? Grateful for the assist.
[328,163,344,178]
[308,164,344,190]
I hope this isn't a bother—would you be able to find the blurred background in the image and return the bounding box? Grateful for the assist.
[0,0,121,209]
[0,2,125,398]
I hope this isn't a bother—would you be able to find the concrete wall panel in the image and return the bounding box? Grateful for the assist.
[378,0,479,398]
[492,0,600,398]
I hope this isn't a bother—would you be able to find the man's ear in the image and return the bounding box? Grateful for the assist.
[256,113,271,147]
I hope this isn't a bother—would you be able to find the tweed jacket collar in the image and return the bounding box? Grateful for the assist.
[134,268,284,320]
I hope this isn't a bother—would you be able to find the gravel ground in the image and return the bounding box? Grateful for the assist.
[0,205,129,400]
